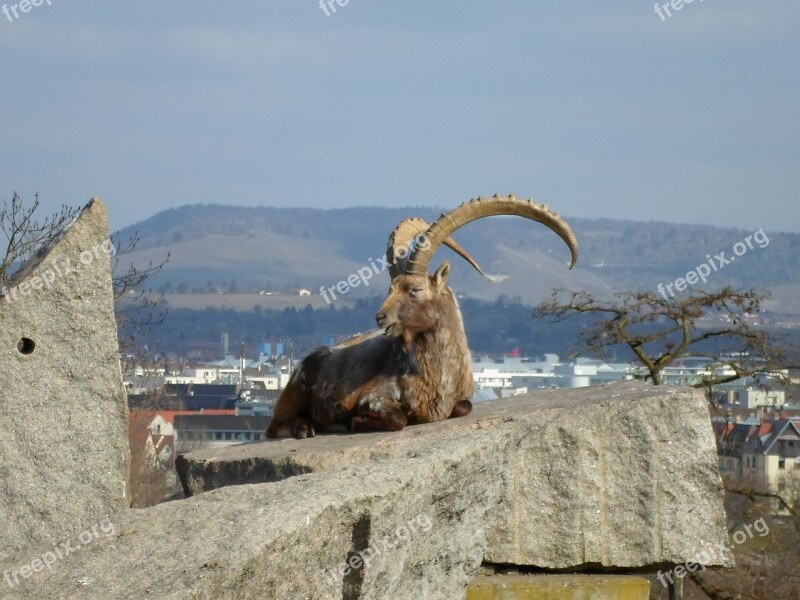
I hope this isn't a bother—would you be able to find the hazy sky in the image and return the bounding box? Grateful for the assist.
[1,2,798,232]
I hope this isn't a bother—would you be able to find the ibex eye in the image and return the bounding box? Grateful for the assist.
[411,287,424,294]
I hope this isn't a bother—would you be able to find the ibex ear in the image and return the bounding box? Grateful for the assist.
[433,261,450,290]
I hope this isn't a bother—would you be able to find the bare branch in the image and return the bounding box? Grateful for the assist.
[0,192,78,283]
[110,230,170,352]
[534,287,800,386]
[1,193,169,355]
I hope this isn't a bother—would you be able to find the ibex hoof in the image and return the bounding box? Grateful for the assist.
[448,399,472,419]
[292,418,315,439]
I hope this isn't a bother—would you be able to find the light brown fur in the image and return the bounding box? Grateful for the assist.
[266,194,578,439]
[266,262,474,438]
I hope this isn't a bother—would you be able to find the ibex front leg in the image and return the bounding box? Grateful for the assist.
[351,386,408,432]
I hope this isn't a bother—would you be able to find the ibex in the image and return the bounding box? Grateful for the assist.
[266,194,578,439]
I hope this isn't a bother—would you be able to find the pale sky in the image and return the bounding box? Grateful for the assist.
[1,2,798,232]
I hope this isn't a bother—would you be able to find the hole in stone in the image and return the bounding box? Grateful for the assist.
[17,337,35,355]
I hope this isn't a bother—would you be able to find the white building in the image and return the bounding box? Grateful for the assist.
[472,354,632,391]
[164,368,220,385]
[740,388,787,409]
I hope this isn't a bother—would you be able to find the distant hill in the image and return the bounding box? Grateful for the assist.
[112,204,800,313]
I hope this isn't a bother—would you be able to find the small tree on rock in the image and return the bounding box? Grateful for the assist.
[534,287,796,386]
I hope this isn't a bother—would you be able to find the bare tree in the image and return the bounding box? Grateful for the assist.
[111,229,170,352]
[128,412,185,508]
[534,287,797,386]
[0,192,78,283]
[1,192,169,353]
[128,422,168,508]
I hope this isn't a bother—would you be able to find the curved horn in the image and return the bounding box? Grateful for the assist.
[406,194,578,276]
[387,217,502,280]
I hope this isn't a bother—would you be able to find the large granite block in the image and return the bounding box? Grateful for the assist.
[0,374,731,597]
[177,381,732,570]
[0,198,130,563]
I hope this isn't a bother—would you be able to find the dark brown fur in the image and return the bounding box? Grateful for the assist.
[266,263,474,438]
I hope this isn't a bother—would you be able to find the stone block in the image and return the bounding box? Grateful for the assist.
[0,428,504,598]
[0,374,731,597]
[0,197,130,563]
[177,381,732,570]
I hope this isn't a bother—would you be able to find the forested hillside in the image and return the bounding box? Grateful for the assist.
[113,203,800,313]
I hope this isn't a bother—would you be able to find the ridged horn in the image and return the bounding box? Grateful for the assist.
[406,194,578,276]
[387,217,502,280]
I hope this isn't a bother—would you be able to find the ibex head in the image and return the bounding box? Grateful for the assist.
[377,262,453,348]
[377,194,579,348]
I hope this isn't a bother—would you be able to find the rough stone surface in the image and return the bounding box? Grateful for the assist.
[0,198,130,563]
[0,428,505,599]
[177,381,732,570]
[0,381,731,599]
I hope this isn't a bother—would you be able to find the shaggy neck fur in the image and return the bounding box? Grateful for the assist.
[408,292,473,421]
